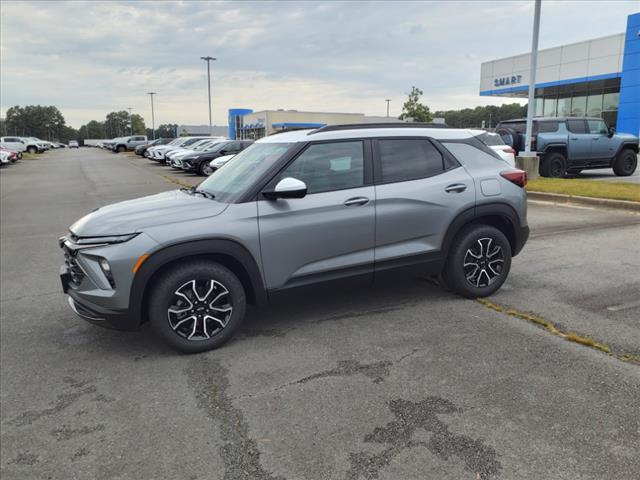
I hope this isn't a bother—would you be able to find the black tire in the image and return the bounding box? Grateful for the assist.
[27,146,37,154]
[443,224,512,298]
[117,145,126,153]
[148,260,246,353]
[612,149,637,177]
[539,151,567,178]
[199,161,213,176]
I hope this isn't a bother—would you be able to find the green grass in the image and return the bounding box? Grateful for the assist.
[527,177,640,202]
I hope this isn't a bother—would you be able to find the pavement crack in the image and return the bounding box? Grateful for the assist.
[185,357,285,480]
[346,397,502,480]
[294,359,392,385]
[477,299,640,364]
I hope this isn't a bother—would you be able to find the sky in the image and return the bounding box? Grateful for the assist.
[1,0,638,128]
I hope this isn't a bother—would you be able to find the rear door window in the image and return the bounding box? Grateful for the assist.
[537,121,559,133]
[567,120,587,134]
[377,139,444,183]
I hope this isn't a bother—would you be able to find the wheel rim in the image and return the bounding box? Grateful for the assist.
[167,279,233,341]
[623,155,635,173]
[550,158,564,177]
[463,237,505,288]
[202,164,212,175]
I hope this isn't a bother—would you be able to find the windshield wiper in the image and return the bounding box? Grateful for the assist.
[180,186,215,199]
[193,189,215,199]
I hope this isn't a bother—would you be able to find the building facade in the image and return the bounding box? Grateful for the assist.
[480,12,639,135]
[228,109,406,139]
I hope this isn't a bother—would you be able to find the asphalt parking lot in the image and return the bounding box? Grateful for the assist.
[1,148,639,480]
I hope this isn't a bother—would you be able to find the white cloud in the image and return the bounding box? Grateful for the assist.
[1,0,637,127]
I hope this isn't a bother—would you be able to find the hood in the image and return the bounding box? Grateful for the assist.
[616,132,639,142]
[211,154,236,166]
[70,190,228,237]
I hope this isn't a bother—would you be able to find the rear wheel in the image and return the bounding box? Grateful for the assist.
[443,224,512,298]
[540,152,566,178]
[148,261,246,353]
[27,146,37,154]
[612,149,637,176]
[117,145,126,153]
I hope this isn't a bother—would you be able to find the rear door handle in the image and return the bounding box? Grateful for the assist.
[445,184,467,193]
[343,197,370,207]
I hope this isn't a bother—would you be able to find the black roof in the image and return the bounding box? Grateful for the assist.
[500,117,604,123]
[308,122,450,135]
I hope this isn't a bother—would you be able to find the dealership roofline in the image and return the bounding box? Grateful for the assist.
[481,32,624,66]
[480,72,621,96]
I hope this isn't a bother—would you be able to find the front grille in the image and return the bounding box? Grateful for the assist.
[62,243,85,285]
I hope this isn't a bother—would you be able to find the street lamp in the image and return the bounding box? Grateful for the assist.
[385,99,391,118]
[200,56,216,135]
[523,0,542,155]
[147,92,156,139]
[127,107,133,135]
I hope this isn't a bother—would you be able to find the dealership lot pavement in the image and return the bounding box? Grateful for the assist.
[1,148,639,480]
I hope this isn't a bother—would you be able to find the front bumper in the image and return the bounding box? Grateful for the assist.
[181,160,197,172]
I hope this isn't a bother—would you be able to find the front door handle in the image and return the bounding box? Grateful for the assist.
[445,184,467,193]
[570,137,579,140]
[344,197,370,207]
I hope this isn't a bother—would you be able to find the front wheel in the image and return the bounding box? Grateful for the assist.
[200,161,214,176]
[612,149,637,176]
[443,224,512,298]
[117,145,126,153]
[27,146,37,154]
[539,152,566,178]
[148,261,246,353]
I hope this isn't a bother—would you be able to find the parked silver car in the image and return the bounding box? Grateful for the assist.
[60,123,529,352]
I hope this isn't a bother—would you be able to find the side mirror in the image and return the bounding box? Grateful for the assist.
[263,177,307,200]
[608,127,615,137]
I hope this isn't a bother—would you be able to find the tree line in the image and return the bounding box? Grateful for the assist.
[0,105,180,143]
[399,86,528,128]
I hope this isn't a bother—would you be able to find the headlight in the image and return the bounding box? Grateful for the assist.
[71,233,139,246]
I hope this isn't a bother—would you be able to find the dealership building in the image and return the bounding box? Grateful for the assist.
[480,12,639,135]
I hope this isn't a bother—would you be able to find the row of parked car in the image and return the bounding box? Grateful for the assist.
[134,136,254,176]
[0,136,68,155]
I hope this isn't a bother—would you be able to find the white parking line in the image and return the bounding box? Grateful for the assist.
[528,199,596,210]
[606,300,640,312]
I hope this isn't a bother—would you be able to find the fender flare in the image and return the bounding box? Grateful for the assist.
[540,143,567,156]
[128,239,267,325]
[441,203,524,259]
[614,142,639,157]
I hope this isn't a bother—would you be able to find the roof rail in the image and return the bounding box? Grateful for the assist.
[307,122,451,135]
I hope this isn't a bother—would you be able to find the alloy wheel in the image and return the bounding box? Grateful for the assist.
[167,279,233,341]
[463,237,505,288]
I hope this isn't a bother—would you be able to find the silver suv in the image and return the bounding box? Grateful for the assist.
[59,124,529,352]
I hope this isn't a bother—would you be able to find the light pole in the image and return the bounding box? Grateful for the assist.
[127,107,134,135]
[385,99,391,118]
[147,92,156,139]
[523,0,541,155]
[200,56,216,134]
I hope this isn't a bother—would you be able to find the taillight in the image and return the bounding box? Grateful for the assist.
[502,147,516,155]
[501,170,527,188]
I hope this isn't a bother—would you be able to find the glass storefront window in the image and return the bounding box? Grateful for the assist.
[586,94,603,117]
[603,92,619,111]
[534,98,544,117]
[571,96,586,116]
[557,97,571,117]
[543,97,557,117]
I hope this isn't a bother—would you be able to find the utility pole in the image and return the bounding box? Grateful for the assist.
[385,99,391,118]
[147,92,156,139]
[127,107,133,135]
[200,56,216,134]
[524,0,541,154]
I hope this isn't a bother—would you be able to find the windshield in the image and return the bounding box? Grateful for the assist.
[189,140,211,151]
[197,143,292,203]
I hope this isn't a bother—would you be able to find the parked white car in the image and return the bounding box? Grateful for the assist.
[471,130,516,167]
[1,136,27,152]
[69,140,79,148]
[0,150,11,165]
[148,137,223,162]
[208,154,236,173]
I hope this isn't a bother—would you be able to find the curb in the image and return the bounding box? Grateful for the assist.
[527,191,640,212]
